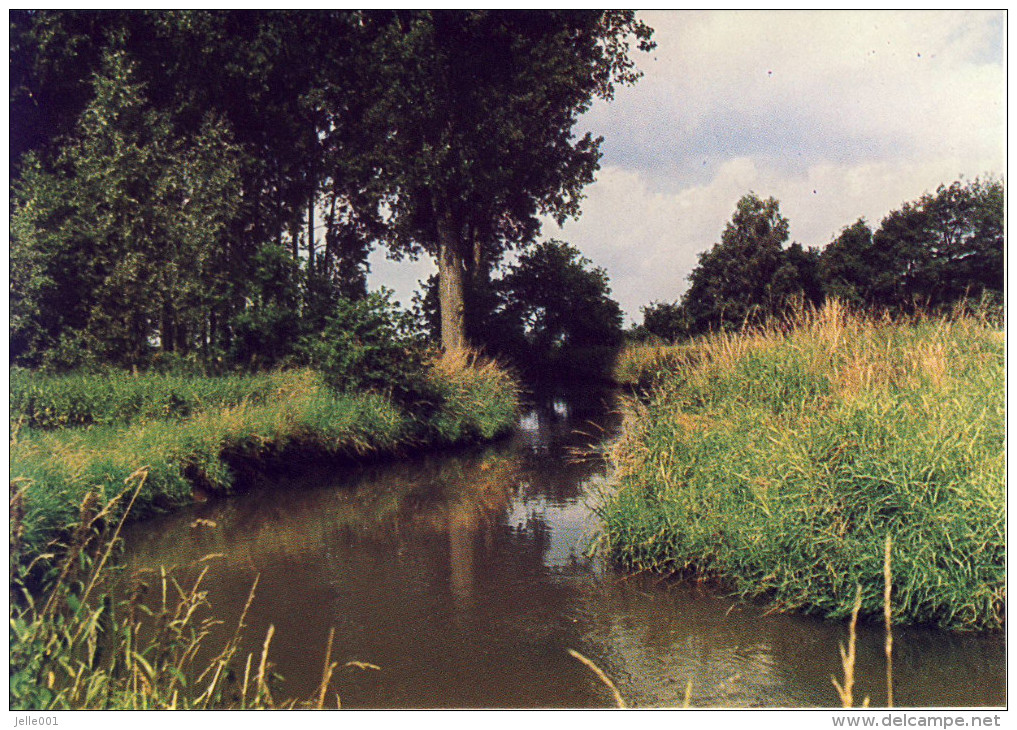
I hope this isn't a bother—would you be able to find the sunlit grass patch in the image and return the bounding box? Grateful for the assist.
[600,304,1005,630]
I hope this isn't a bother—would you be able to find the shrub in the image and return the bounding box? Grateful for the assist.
[297,290,425,398]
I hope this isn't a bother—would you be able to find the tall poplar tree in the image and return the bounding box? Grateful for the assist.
[364,10,654,351]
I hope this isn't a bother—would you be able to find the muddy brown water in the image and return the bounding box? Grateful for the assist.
[121,388,1004,709]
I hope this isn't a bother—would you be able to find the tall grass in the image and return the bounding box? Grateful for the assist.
[424,349,521,443]
[611,342,690,388]
[10,359,521,566]
[600,302,1005,630]
[10,368,300,430]
[9,474,339,709]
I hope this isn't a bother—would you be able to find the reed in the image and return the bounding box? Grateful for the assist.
[10,360,521,568]
[832,586,867,708]
[600,303,1005,630]
[566,648,626,709]
[9,486,344,710]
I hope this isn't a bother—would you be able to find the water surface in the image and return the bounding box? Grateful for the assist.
[122,389,1005,708]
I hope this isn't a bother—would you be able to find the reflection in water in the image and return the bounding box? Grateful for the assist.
[121,389,1005,709]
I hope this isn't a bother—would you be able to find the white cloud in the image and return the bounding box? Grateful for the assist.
[557,10,1005,322]
[586,10,1004,183]
[370,10,1005,326]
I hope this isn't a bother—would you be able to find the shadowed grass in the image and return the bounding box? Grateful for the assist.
[600,303,1004,630]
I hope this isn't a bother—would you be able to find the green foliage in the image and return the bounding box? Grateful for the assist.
[640,301,686,342]
[10,46,240,368]
[818,220,877,307]
[601,306,1005,630]
[499,240,624,356]
[228,243,304,368]
[819,178,1004,314]
[658,179,1002,345]
[11,11,656,364]
[414,239,626,378]
[297,290,426,397]
[678,193,822,336]
[366,11,654,349]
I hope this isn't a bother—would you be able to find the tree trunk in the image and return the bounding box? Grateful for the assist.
[161,305,174,354]
[176,319,188,355]
[307,194,315,274]
[324,189,338,274]
[436,211,467,353]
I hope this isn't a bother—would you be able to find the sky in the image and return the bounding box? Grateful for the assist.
[368,9,1006,325]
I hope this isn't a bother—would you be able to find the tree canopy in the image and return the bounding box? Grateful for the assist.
[362,10,654,351]
[677,193,821,336]
[498,240,624,357]
[10,10,654,370]
[643,179,1004,341]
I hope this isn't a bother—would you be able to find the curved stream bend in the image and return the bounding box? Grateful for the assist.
[122,388,1005,709]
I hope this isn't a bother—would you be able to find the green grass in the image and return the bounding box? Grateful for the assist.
[600,303,1005,630]
[9,353,521,710]
[10,368,297,429]
[10,474,336,709]
[610,342,690,388]
[10,357,520,563]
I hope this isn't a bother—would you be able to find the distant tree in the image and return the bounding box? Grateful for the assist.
[679,193,793,335]
[910,178,1004,307]
[770,242,824,308]
[818,178,1004,313]
[640,301,686,342]
[498,240,624,361]
[818,219,878,308]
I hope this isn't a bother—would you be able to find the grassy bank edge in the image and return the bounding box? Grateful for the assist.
[10,353,522,564]
[598,304,1005,631]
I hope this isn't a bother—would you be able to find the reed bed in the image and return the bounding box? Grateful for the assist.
[600,303,1005,630]
[10,359,520,565]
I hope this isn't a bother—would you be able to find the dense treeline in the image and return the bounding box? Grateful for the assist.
[637,179,1004,342]
[10,10,653,371]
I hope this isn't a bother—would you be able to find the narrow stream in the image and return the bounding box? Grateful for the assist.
[121,388,1005,708]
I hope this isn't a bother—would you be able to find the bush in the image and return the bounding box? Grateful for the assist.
[297,289,425,398]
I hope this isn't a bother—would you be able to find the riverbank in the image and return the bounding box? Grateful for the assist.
[10,352,521,564]
[600,304,1005,630]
